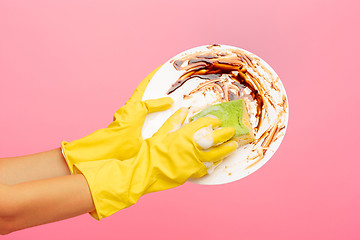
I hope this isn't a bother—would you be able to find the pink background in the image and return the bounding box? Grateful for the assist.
[1,0,359,239]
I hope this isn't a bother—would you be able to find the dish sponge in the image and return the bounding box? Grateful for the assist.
[190,99,255,147]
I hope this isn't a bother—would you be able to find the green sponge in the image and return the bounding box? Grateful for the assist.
[190,99,255,146]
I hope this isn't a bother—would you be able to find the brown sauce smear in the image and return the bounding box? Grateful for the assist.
[168,45,288,169]
[168,47,265,132]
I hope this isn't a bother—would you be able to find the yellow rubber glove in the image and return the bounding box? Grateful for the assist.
[61,66,173,173]
[74,107,238,220]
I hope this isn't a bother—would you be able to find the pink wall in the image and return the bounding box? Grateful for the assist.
[1,0,359,239]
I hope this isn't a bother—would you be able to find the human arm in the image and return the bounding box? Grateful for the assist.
[0,67,171,185]
[0,148,70,185]
[0,174,94,235]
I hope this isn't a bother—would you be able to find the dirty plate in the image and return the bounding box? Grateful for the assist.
[141,44,289,185]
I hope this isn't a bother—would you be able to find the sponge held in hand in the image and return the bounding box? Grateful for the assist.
[190,99,255,147]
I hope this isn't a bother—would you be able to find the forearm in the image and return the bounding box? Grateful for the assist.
[1,174,94,234]
[0,148,70,185]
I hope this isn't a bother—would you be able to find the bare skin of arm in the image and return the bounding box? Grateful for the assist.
[0,148,70,185]
[0,174,95,235]
[0,148,95,234]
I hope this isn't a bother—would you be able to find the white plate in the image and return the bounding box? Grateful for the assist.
[141,44,289,185]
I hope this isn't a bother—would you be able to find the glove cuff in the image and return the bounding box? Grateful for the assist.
[60,141,75,174]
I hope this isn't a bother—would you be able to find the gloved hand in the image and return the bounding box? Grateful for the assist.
[61,66,173,173]
[74,107,238,220]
